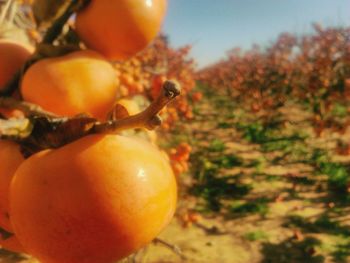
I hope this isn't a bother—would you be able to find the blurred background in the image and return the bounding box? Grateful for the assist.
[1,0,350,262]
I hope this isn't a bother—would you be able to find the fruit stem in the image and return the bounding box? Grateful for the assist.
[92,80,181,133]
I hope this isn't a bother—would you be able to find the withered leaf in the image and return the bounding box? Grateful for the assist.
[0,115,97,158]
[23,115,96,148]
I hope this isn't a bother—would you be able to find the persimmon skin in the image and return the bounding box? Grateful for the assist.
[75,0,167,60]
[116,98,141,116]
[0,140,24,232]
[0,140,26,254]
[21,50,117,119]
[0,41,32,90]
[10,135,177,263]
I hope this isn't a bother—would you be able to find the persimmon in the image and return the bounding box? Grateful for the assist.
[151,75,167,99]
[21,50,118,119]
[0,140,24,232]
[0,41,32,90]
[192,91,203,102]
[10,134,177,263]
[0,140,25,254]
[75,0,167,60]
[116,98,141,116]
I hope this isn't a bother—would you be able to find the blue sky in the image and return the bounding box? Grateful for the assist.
[162,0,350,68]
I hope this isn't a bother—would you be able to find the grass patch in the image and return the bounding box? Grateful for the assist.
[244,230,269,241]
[229,198,270,217]
[209,139,226,152]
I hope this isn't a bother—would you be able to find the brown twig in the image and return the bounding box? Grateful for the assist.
[0,81,181,154]
[92,80,181,134]
[153,237,186,260]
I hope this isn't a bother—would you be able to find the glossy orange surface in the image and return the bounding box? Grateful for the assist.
[10,135,177,263]
[0,140,24,232]
[0,140,26,254]
[75,0,167,60]
[115,98,141,116]
[21,50,117,119]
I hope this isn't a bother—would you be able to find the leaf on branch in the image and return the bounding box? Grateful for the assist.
[32,0,72,28]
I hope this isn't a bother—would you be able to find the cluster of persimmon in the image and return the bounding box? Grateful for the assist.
[0,1,179,263]
[168,142,192,178]
[197,24,350,137]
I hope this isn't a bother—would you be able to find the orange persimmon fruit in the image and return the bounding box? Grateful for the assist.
[115,98,141,116]
[10,134,177,263]
[0,140,25,253]
[0,140,24,232]
[75,0,167,60]
[21,50,117,119]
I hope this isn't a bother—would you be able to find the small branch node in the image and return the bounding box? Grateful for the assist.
[163,80,181,99]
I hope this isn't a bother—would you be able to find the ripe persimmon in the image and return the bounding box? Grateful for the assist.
[115,98,141,116]
[0,140,25,254]
[10,135,177,263]
[0,140,24,232]
[21,50,118,119]
[75,0,167,60]
[151,75,167,99]
[0,41,32,90]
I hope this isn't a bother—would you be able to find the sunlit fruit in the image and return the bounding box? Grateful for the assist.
[151,75,167,99]
[115,98,141,116]
[10,134,177,263]
[21,50,117,119]
[191,91,203,102]
[0,140,25,254]
[0,41,32,90]
[75,0,167,60]
[0,140,24,232]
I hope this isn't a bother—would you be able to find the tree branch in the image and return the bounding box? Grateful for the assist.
[0,80,181,156]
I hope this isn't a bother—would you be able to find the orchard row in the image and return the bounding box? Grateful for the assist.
[197,24,350,136]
